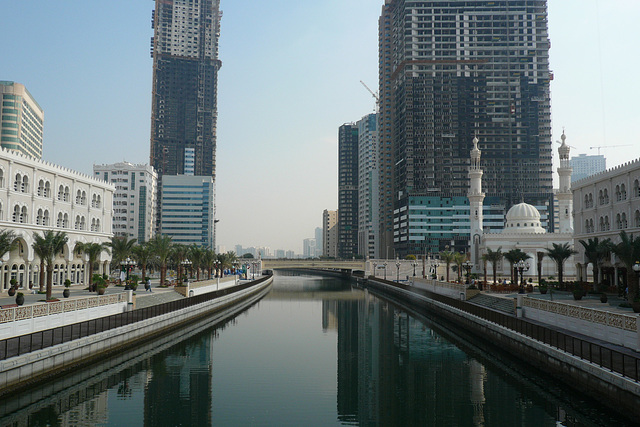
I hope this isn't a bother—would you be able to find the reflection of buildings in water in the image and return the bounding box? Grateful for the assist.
[59,391,109,425]
[469,359,486,426]
[144,334,213,426]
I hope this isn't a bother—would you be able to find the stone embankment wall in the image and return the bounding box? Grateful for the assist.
[0,276,273,394]
[362,278,640,422]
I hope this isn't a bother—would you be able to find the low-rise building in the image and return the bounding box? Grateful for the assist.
[0,148,114,290]
[93,162,157,243]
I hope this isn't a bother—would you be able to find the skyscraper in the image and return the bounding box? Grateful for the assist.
[570,153,606,182]
[357,113,379,259]
[338,124,359,259]
[150,0,222,179]
[0,81,43,159]
[378,0,554,257]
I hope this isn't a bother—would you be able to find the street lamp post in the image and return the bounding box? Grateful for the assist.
[372,262,377,278]
[412,261,418,277]
[396,260,401,282]
[383,263,388,281]
[516,260,530,293]
[121,257,136,290]
[181,259,192,284]
[463,261,472,284]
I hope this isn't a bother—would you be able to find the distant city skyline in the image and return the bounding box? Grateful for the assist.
[1,0,639,253]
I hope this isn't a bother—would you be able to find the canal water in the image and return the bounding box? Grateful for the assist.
[0,274,632,426]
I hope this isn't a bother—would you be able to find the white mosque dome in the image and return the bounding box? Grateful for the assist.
[502,202,546,234]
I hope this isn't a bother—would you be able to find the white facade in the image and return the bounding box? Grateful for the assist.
[573,157,640,283]
[0,148,114,290]
[161,175,215,247]
[93,162,157,243]
[472,134,577,280]
[357,113,378,259]
[0,81,44,160]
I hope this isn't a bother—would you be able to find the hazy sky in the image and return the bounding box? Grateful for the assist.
[1,1,639,254]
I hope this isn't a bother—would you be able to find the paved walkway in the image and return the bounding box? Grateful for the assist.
[0,276,249,309]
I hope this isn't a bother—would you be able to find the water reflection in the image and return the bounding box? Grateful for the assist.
[0,275,631,426]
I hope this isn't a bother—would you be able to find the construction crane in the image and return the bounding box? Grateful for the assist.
[360,80,379,112]
[589,145,632,155]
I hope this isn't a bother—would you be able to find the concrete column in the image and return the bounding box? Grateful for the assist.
[516,294,524,318]
[24,262,30,289]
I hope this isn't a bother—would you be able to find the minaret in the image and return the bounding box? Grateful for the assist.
[557,131,574,233]
[468,137,485,271]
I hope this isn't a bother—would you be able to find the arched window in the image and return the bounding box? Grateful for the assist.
[80,216,86,230]
[605,215,610,231]
[81,191,87,205]
[615,185,621,201]
[57,212,63,227]
[636,210,640,228]
[12,205,20,222]
[21,175,28,193]
[38,179,45,196]
[588,193,593,207]
[76,190,82,204]
[97,195,102,208]
[622,213,628,228]
[64,186,70,202]
[13,174,21,191]
[0,169,4,187]
[36,208,44,225]
[20,206,27,223]
[91,194,97,208]
[604,189,609,204]
[599,217,605,232]
[616,214,622,229]
[44,181,51,198]
[599,190,604,205]
[63,213,69,228]
[58,185,64,201]
[74,215,81,230]
[585,219,589,233]
[95,219,101,232]
[0,201,3,220]
[635,180,640,198]
[43,209,50,226]
[621,184,627,200]
[584,195,589,208]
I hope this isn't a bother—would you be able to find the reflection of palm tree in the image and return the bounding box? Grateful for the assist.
[32,231,68,299]
[75,242,110,292]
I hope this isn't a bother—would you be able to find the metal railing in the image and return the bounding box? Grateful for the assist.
[368,277,640,382]
[0,275,271,361]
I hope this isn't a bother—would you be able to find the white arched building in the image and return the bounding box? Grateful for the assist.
[470,133,577,281]
[0,148,114,291]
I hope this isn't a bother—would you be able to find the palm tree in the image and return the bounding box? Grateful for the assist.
[453,252,465,283]
[439,251,455,282]
[188,245,205,281]
[0,230,17,290]
[202,248,216,280]
[611,231,640,302]
[32,231,68,300]
[148,234,173,286]
[75,242,110,292]
[504,249,530,284]
[108,236,137,269]
[484,247,503,285]
[217,251,237,275]
[171,244,189,281]
[579,237,612,289]
[545,243,578,290]
[132,243,153,282]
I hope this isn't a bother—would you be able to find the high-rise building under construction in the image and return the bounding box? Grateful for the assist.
[149,0,222,180]
[378,0,554,257]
